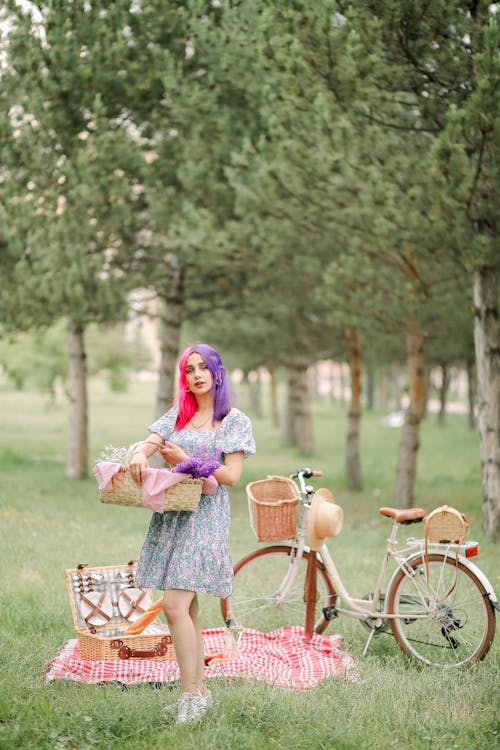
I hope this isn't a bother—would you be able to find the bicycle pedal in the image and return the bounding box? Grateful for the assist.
[322,604,338,621]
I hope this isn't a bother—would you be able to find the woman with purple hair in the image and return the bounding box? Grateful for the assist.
[129,343,255,724]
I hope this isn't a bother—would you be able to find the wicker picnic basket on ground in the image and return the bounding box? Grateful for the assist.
[246,476,299,542]
[424,505,470,544]
[65,563,176,661]
[98,443,204,512]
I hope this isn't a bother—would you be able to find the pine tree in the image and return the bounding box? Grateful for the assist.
[1,2,142,476]
[343,0,500,533]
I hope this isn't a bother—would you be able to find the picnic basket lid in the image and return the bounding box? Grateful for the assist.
[65,562,154,632]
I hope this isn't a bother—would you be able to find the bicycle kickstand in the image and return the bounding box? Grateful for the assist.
[362,626,377,657]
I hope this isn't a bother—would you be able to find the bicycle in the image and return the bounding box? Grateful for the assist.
[221,468,498,668]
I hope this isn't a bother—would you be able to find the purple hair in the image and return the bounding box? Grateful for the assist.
[175,343,232,430]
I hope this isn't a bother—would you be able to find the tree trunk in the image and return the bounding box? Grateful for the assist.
[344,329,362,491]
[267,365,279,429]
[282,368,295,445]
[437,363,450,425]
[309,363,321,401]
[284,359,313,454]
[155,254,185,419]
[339,363,347,408]
[66,320,88,479]
[473,267,500,540]
[394,317,426,508]
[391,363,402,411]
[466,358,476,431]
[365,364,374,410]
[47,381,57,408]
[247,370,262,418]
[379,366,389,411]
[422,364,432,419]
[329,360,336,403]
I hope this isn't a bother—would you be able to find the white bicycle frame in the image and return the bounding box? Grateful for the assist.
[272,494,496,655]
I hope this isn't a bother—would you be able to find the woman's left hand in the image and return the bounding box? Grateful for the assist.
[159,441,188,468]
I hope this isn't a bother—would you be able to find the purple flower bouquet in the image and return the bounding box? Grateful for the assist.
[173,448,221,478]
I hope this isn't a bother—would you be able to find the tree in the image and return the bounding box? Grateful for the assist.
[1,2,142,476]
[345,0,500,534]
[221,2,470,501]
[99,1,270,417]
[0,331,61,393]
[232,1,495,513]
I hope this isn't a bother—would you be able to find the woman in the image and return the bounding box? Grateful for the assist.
[129,343,255,724]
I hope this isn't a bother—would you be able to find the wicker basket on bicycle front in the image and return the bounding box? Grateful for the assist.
[246,476,299,542]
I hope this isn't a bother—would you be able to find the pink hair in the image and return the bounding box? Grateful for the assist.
[175,343,232,430]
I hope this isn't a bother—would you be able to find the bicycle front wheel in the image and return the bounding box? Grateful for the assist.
[220,545,335,634]
[388,553,496,668]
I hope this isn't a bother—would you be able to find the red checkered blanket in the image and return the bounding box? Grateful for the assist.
[45,626,358,689]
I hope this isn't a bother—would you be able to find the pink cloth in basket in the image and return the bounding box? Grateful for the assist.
[93,462,218,513]
[142,469,218,512]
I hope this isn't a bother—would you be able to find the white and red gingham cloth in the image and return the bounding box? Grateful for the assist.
[45,626,358,689]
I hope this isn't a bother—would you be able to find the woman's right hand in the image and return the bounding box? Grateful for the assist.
[128,451,148,486]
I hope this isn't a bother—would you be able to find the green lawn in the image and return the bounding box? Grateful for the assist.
[0,379,498,750]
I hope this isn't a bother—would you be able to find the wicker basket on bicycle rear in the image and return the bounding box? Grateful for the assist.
[425,505,470,544]
[246,476,299,542]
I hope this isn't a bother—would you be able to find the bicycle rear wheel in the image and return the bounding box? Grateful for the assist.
[220,545,335,634]
[388,553,496,667]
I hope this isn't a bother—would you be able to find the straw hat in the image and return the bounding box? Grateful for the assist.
[307,488,344,551]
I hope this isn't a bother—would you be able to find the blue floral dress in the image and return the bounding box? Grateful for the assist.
[134,406,255,598]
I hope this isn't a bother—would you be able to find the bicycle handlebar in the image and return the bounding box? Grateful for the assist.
[290,468,323,479]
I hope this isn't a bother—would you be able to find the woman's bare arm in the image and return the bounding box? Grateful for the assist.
[128,433,164,484]
[213,452,245,487]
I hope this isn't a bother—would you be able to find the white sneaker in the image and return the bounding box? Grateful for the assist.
[162,698,178,715]
[202,689,213,708]
[176,690,212,725]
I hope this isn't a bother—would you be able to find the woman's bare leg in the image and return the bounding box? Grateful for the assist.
[162,589,199,694]
[189,595,208,695]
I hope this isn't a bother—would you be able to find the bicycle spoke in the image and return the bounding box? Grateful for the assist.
[223,546,335,633]
[388,554,495,667]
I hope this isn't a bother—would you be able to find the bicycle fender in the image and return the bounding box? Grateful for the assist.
[457,555,498,606]
[390,551,498,608]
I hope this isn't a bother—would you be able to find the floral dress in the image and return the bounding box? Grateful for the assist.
[134,406,255,598]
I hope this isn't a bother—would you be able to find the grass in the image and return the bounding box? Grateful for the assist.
[0,378,498,750]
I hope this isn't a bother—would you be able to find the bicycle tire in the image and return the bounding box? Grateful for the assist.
[387,553,496,668]
[220,545,335,634]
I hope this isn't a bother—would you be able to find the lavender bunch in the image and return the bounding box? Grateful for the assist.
[173,448,221,478]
